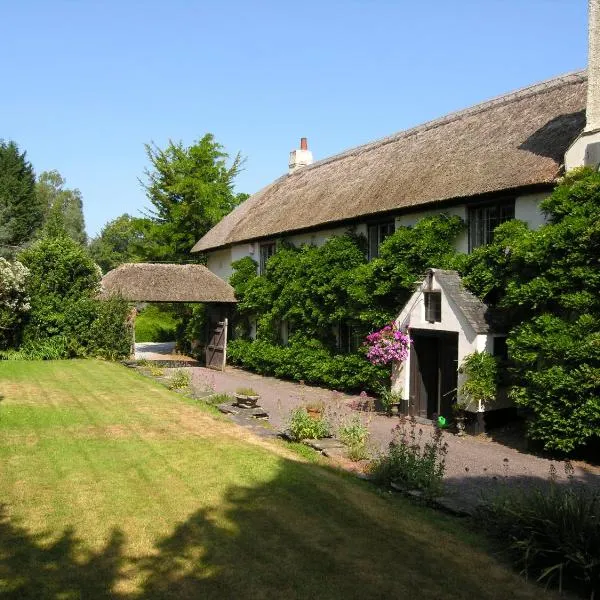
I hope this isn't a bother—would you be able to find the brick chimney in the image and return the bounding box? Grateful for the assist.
[566,0,600,169]
[289,137,313,174]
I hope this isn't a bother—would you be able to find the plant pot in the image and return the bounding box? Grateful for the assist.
[235,394,259,408]
[306,408,323,420]
[389,402,401,416]
[454,416,466,436]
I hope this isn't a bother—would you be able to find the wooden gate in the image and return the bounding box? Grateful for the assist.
[206,318,228,371]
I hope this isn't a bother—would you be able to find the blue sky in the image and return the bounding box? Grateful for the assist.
[2,0,588,237]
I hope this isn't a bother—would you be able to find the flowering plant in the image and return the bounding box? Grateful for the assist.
[364,324,410,366]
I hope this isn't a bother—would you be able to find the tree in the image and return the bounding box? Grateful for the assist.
[89,214,149,273]
[36,170,87,245]
[17,233,131,359]
[0,140,42,257]
[140,134,246,262]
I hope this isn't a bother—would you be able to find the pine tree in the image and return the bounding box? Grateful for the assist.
[0,140,42,256]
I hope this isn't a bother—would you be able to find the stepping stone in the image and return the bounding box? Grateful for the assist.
[306,438,345,452]
[218,404,239,415]
[433,496,473,517]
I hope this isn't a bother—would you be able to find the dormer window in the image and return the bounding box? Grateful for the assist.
[424,291,442,323]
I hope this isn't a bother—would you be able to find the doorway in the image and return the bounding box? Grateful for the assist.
[409,330,458,420]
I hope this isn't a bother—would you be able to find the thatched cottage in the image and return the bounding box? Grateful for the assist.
[193,1,600,421]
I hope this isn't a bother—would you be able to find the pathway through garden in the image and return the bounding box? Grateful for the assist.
[187,365,600,513]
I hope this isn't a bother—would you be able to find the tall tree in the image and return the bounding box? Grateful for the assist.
[0,140,42,257]
[89,213,150,273]
[140,134,246,262]
[36,170,87,245]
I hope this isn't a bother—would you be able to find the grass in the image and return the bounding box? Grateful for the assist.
[135,304,181,342]
[0,360,554,599]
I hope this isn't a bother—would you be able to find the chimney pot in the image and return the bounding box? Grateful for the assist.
[300,137,308,151]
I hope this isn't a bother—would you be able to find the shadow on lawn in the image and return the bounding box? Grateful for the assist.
[0,461,550,600]
[0,506,125,599]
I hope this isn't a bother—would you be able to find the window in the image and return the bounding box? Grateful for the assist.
[424,291,442,323]
[259,243,276,274]
[368,221,395,260]
[338,322,361,354]
[468,199,515,251]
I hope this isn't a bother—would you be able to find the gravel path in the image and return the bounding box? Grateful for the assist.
[187,365,600,513]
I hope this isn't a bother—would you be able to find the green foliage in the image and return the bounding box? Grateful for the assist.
[0,258,30,348]
[36,170,87,245]
[235,387,258,396]
[16,234,131,359]
[378,386,404,413]
[338,415,370,461]
[369,417,448,498]
[88,214,149,274]
[348,215,465,326]
[227,337,387,393]
[228,217,463,393]
[141,134,246,262]
[175,303,206,355]
[204,392,234,406]
[167,369,191,390]
[458,351,498,410]
[135,304,181,343]
[0,140,42,256]
[287,407,330,441]
[477,468,600,597]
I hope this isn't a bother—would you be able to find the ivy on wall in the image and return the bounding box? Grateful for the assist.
[229,214,464,392]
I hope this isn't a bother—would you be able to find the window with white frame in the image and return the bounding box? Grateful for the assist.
[259,242,276,274]
[367,221,395,260]
[468,199,515,251]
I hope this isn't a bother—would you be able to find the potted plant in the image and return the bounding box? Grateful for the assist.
[452,400,469,436]
[378,386,404,416]
[235,387,260,408]
[304,400,325,420]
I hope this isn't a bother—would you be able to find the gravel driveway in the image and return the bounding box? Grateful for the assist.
[184,365,600,512]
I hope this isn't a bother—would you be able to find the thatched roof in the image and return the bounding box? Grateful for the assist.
[100,263,237,303]
[193,71,587,253]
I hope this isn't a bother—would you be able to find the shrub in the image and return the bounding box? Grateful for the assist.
[369,416,448,497]
[287,407,330,441]
[338,415,370,461]
[135,304,180,343]
[458,351,498,411]
[477,466,600,597]
[235,387,258,396]
[167,369,190,390]
[0,258,30,349]
[16,234,131,359]
[227,337,387,394]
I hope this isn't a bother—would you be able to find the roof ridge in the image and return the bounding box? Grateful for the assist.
[287,70,587,176]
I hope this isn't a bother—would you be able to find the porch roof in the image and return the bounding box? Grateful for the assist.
[100,263,237,303]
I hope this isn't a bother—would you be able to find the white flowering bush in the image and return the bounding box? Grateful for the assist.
[0,258,30,348]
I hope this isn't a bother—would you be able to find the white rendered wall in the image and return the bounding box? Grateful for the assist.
[393,272,495,413]
[205,193,548,282]
[514,192,548,230]
[206,248,232,281]
[205,224,368,281]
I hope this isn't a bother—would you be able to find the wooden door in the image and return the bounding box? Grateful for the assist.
[409,330,458,420]
[206,318,228,371]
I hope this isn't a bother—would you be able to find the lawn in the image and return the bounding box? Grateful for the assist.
[0,360,551,599]
[134,304,181,343]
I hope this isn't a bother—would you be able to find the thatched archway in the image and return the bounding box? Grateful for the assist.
[101,263,237,368]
